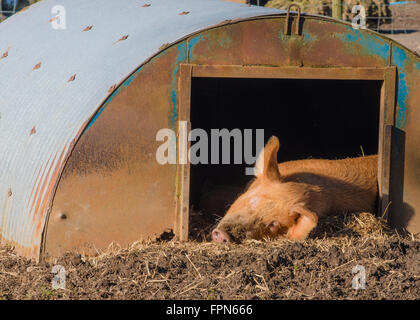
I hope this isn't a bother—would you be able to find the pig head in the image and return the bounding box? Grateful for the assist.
[212,136,319,243]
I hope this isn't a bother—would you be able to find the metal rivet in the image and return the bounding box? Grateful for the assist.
[30,126,36,136]
[0,47,10,60]
[108,84,117,93]
[118,35,129,42]
[7,188,12,197]
[33,62,41,70]
[58,213,67,220]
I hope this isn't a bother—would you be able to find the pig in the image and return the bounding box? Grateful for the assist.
[212,136,378,243]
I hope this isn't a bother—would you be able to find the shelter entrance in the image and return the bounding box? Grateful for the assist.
[177,65,397,241]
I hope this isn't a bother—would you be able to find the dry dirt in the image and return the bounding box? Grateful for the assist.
[0,212,418,300]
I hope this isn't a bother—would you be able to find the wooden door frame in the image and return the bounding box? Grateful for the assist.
[176,64,397,240]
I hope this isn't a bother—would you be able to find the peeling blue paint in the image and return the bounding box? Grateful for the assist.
[86,105,106,130]
[188,35,205,61]
[303,31,314,42]
[393,46,409,128]
[278,30,316,46]
[86,88,119,130]
[416,62,420,70]
[170,42,188,129]
[395,72,409,128]
[121,75,135,88]
[393,46,408,69]
[336,27,390,61]
[218,34,232,47]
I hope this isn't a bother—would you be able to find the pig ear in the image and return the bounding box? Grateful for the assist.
[254,136,281,182]
[286,206,318,241]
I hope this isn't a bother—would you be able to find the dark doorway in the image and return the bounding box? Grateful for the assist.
[188,77,382,240]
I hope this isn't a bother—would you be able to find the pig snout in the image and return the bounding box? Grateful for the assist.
[211,228,230,243]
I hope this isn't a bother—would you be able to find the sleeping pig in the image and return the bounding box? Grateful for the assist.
[212,136,378,243]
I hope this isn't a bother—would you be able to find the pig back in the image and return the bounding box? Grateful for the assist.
[278,155,378,214]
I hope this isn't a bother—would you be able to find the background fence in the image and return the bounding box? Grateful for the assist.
[0,0,40,21]
[263,0,420,34]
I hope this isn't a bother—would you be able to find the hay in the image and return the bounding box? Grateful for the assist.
[0,212,418,300]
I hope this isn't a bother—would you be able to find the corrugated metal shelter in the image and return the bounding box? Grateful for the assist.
[0,0,419,261]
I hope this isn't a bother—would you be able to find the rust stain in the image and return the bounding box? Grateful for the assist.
[114,35,129,44]
[49,16,59,23]
[30,245,40,261]
[0,235,39,262]
[1,47,10,60]
[142,4,151,7]
[30,126,36,136]
[68,74,76,82]
[28,166,43,207]
[29,164,47,216]
[33,62,41,70]
[30,155,57,223]
[45,47,180,257]
[7,188,12,197]
[34,147,67,238]
[83,25,93,32]
[179,11,190,16]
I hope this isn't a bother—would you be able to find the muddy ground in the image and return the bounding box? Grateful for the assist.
[0,212,419,300]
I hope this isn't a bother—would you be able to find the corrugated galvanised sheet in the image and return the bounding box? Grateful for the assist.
[0,0,283,259]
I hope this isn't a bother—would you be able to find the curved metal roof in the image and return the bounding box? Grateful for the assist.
[0,0,284,258]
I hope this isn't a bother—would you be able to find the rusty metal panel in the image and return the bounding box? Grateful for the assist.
[188,17,394,68]
[44,45,186,257]
[390,43,420,233]
[190,65,388,79]
[0,0,283,260]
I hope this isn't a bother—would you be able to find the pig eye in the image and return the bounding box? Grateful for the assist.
[265,220,287,237]
[265,220,278,231]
